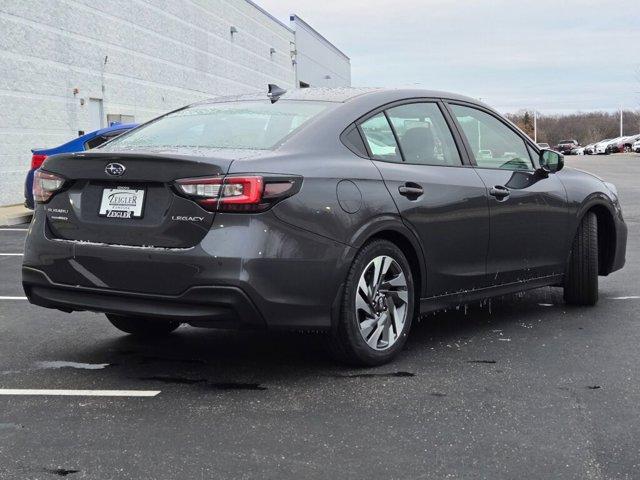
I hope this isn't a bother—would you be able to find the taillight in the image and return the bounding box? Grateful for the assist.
[33,170,66,203]
[31,154,47,170]
[175,175,301,212]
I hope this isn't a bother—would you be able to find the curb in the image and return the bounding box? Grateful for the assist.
[0,204,33,227]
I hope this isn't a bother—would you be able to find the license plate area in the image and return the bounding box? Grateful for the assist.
[99,186,145,219]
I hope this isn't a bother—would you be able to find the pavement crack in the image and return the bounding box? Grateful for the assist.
[467,360,497,364]
[44,468,80,477]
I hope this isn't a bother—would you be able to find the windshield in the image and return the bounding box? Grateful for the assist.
[102,100,331,151]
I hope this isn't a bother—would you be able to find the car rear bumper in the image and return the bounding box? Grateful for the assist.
[23,266,265,329]
[22,208,351,330]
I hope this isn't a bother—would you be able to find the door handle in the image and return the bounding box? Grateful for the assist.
[489,185,510,199]
[398,184,424,198]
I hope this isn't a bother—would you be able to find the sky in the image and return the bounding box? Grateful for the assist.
[255,0,640,114]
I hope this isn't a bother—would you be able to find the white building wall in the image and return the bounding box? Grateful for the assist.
[0,0,296,206]
[290,15,350,88]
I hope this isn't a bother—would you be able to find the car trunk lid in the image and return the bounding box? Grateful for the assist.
[40,151,235,248]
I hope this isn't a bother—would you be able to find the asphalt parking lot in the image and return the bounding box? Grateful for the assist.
[1,154,639,480]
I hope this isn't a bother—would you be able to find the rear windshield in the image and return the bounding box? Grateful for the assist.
[102,100,330,151]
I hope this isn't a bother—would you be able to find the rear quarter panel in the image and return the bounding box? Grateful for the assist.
[228,152,402,247]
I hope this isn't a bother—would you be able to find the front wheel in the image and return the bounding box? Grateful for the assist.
[328,240,415,366]
[564,212,598,306]
[106,314,181,337]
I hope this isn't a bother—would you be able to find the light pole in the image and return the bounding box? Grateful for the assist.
[534,110,537,143]
[620,107,623,136]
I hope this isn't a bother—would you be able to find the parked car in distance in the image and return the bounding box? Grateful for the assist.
[24,123,138,208]
[633,139,640,153]
[570,146,585,155]
[555,139,579,153]
[22,87,627,366]
[621,134,640,153]
[537,143,550,149]
[583,143,596,155]
[605,136,632,154]
[595,138,614,154]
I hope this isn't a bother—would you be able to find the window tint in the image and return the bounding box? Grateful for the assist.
[450,105,533,171]
[103,101,330,151]
[359,113,402,162]
[386,103,461,166]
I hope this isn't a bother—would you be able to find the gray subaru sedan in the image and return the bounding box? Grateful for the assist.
[23,87,627,365]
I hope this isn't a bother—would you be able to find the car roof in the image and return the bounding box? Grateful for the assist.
[196,87,483,105]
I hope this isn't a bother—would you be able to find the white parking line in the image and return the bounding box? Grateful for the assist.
[609,296,640,300]
[0,389,160,397]
[0,229,28,232]
[0,253,23,256]
[0,297,27,300]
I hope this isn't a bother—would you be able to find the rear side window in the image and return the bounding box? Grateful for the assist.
[359,113,402,162]
[103,101,330,151]
[386,103,461,166]
[450,105,533,171]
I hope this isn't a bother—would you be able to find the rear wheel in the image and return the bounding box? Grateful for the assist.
[106,314,181,337]
[564,212,598,306]
[328,240,415,366]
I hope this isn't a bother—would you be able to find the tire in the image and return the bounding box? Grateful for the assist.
[623,145,631,153]
[106,314,181,337]
[564,212,598,306]
[328,240,415,366]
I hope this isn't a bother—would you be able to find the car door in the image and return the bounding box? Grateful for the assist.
[358,101,490,297]
[446,102,569,285]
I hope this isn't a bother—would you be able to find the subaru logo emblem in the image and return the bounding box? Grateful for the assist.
[105,163,126,176]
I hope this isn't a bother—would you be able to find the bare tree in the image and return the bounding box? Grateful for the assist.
[506,110,640,146]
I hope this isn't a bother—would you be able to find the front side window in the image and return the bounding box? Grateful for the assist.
[359,113,402,162]
[450,105,533,171]
[102,101,330,151]
[386,103,461,166]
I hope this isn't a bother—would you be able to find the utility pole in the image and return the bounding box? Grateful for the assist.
[533,110,537,143]
[620,107,623,136]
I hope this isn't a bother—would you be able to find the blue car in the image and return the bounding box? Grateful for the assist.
[24,123,137,208]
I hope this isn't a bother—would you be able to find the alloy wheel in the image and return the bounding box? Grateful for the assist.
[355,255,409,351]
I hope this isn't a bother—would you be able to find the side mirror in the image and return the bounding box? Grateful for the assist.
[539,149,564,173]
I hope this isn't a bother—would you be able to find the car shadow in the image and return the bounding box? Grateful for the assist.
[65,286,569,388]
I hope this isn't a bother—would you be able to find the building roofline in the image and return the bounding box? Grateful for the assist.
[289,15,350,62]
[243,0,294,33]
